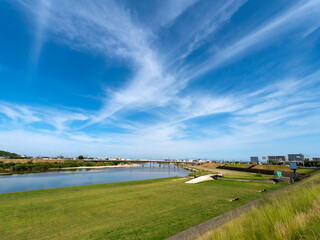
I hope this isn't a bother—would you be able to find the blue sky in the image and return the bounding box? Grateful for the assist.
[0,0,320,159]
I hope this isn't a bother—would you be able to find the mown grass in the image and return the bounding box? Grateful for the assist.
[223,173,270,180]
[222,163,291,171]
[188,169,217,177]
[200,163,318,178]
[181,165,219,177]
[200,172,320,240]
[0,177,286,240]
[214,163,317,175]
[191,164,271,180]
[296,168,317,175]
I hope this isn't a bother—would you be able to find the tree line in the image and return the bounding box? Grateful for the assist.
[0,150,23,159]
[0,160,121,173]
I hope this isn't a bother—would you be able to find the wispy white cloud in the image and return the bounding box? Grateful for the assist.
[0,102,88,132]
[178,0,247,60]
[3,0,320,158]
[31,0,52,65]
[155,0,199,27]
[14,0,248,125]
[0,104,41,123]
[48,113,89,132]
[188,0,320,80]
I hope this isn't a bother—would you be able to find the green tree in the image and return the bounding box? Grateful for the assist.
[78,155,84,160]
[268,159,276,165]
[0,150,20,159]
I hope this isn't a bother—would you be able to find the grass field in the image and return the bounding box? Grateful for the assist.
[191,164,271,180]
[0,177,286,240]
[223,173,270,180]
[200,163,317,175]
[199,172,320,240]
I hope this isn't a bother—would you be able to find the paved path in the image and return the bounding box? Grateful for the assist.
[166,182,296,240]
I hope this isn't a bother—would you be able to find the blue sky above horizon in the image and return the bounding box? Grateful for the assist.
[0,0,320,160]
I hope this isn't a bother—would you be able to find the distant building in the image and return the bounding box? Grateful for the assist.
[267,156,286,163]
[312,157,320,161]
[288,154,304,162]
[250,156,259,164]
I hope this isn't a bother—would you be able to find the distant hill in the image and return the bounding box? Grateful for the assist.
[0,150,21,158]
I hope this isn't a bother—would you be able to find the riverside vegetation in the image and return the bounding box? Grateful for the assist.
[0,160,122,174]
[200,171,320,240]
[197,163,317,175]
[212,163,317,175]
[0,150,22,159]
[0,177,286,239]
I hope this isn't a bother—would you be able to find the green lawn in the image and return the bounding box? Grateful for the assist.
[223,173,270,180]
[0,177,286,240]
[192,165,271,180]
[201,172,320,240]
[296,168,317,175]
[220,163,318,175]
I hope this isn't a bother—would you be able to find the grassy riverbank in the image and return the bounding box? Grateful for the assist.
[189,164,271,180]
[199,172,320,240]
[200,163,317,175]
[0,160,123,174]
[0,177,286,239]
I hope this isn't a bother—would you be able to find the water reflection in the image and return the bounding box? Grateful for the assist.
[0,164,189,193]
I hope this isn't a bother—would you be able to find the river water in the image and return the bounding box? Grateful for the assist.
[0,163,189,193]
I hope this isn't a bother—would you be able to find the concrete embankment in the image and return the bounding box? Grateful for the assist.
[185,175,213,184]
[185,174,223,184]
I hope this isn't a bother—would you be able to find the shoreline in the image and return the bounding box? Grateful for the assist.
[0,164,141,175]
[53,164,140,170]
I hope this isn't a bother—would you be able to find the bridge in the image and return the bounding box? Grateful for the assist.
[83,159,185,164]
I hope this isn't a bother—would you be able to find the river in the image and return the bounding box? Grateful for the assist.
[0,163,189,193]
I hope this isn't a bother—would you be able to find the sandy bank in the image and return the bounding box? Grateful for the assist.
[54,164,140,170]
